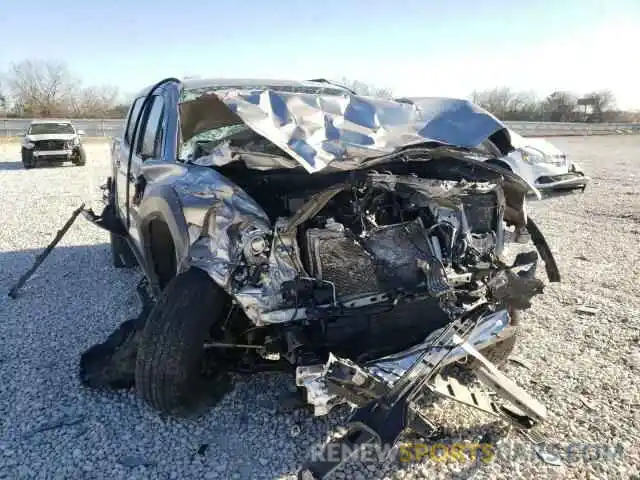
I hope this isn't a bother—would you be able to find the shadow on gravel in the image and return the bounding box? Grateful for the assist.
[0,159,78,171]
[0,161,24,171]
[32,163,78,169]
[0,244,140,308]
[0,244,116,297]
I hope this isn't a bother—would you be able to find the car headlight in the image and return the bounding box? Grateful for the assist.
[23,141,35,149]
[520,146,549,164]
[67,138,79,148]
[241,227,270,265]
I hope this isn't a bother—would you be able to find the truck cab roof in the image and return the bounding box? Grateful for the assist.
[134,77,351,98]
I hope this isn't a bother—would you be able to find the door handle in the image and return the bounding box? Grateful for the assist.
[132,175,147,206]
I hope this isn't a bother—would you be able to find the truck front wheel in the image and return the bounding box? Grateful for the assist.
[22,148,35,169]
[72,146,87,166]
[135,268,232,414]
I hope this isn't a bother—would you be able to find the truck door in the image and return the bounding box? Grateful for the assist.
[126,94,166,246]
[114,93,165,252]
[115,96,144,224]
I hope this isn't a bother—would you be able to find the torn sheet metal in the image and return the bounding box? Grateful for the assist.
[163,85,553,325]
[172,164,307,324]
[169,157,553,325]
[177,167,272,289]
[233,218,308,322]
[179,87,514,173]
[297,308,511,415]
[367,308,511,384]
[366,172,499,203]
[188,140,235,167]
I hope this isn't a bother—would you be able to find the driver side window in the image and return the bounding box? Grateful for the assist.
[139,96,166,160]
[124,97,144,147]
[123,95,165,160]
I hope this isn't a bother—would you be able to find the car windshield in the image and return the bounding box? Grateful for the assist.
[180,124,250,161]
[29,123,75,135]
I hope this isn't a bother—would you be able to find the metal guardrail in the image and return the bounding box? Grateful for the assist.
[505,121,640,137]
[1,118,639,138]
[0,118,123,138]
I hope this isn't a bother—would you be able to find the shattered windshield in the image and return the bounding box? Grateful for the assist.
[28,123,75,135]
[180,124,249,162]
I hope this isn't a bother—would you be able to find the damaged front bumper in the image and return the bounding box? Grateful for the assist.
[535,163,590,191]
[32,149,74,159]
[296,308,514,416]
[296,307,549,479]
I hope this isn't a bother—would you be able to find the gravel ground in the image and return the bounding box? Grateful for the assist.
[0,136,638,480]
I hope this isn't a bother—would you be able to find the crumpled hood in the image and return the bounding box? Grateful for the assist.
[180,89,515,173]
[26,134,77,142]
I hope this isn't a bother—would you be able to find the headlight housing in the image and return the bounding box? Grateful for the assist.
[23,140,35,149]
[520,146,549,164]
[65,138,80,149]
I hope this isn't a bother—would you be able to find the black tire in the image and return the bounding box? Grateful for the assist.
[21,148,35,169]
[110,232,138,268]
[72,146,87,166]
[135,268,231,414]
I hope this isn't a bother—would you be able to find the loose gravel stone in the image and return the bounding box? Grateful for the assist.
[1,136,639,479]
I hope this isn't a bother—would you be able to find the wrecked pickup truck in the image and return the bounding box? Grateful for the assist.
[81,78,561,478]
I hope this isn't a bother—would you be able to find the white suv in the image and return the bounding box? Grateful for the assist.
[21,120,87,169]
[491,129,589,192]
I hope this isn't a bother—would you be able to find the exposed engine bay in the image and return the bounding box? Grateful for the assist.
[205,159,549,366]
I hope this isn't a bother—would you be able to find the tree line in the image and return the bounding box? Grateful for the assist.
[0,60,128,119]
[469,87,638,123]
[337,80,639,123]
[1,60,637,123]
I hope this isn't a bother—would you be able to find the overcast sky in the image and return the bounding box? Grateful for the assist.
[1,0,639,109]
